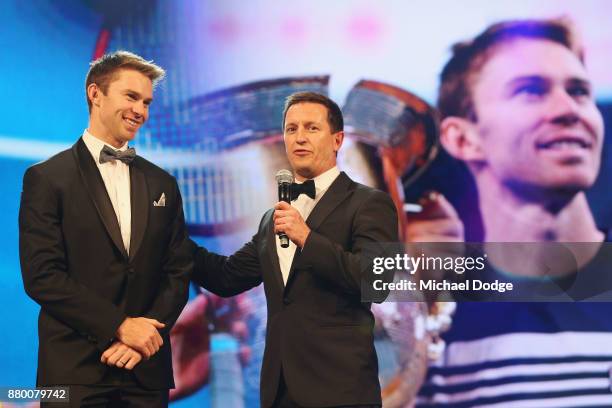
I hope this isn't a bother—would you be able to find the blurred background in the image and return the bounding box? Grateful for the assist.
[2,1,611,406]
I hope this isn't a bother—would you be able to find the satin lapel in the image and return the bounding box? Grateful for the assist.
[283,247,300,294]
[128,158,149,262]
[284,172,354,290]
[305,172,353,231]
[73,138,128,259]
[264,209,285,291]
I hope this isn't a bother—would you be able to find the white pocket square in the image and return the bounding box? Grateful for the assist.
[153,192,166,207]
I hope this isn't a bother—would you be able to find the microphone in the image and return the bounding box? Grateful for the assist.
[275,169,294,248]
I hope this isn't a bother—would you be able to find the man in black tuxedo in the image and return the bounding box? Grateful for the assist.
[192,92,398,407]
[19,51,192,407]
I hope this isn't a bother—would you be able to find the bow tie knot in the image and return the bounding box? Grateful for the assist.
[99,145,136,165]
[290,179,316,201]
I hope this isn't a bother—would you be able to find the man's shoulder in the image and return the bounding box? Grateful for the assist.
[347,176,392,204]
[27,146,75,176]
[350,179,381,195]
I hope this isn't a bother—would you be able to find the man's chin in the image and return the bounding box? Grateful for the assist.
[529,178,594,201]
[120,131,138,144]
[501,174,594,202]
[514,162,598,190]
[288,160,310,174]
[293,167,315,180]
[546,167,598,190]
[549,178,594,193]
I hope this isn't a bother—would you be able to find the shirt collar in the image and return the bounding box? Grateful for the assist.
[296,166,340,198]
[82,129,128,164]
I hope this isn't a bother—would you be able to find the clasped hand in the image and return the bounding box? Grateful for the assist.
[101,316,165,370]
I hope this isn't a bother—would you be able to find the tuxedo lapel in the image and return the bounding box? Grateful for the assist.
[129,158,149,262]
[284,172,354,290]
[73,138,128,259]
[264,210,286,292]
[305,172,353,232]
[283,248,301,294]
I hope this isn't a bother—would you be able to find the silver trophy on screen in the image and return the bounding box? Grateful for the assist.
[341,79,452,407]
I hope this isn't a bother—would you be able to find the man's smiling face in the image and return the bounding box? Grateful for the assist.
[470,38,604,194]
[90,68,153,147]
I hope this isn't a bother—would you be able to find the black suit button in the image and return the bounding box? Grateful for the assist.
[127,267,135,275]
[283,297,291,305]
[87,335,97,343]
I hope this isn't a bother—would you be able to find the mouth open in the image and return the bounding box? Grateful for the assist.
[123,117,141,130]
[536,137,592,151]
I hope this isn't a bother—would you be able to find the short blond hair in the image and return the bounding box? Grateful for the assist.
[85,50,165,112]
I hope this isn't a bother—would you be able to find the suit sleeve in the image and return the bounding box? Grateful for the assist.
[191,218,265,297]
[145,178,193,335]
[19,166,126,351]
[299,189,398,302]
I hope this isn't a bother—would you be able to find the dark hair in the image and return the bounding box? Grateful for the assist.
[283,91,344,133]
[437,18,583,120]
[85,50,165,112]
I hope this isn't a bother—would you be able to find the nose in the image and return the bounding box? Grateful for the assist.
[295,127,307,144]
[132,101,146,119]
[548,88,580,127]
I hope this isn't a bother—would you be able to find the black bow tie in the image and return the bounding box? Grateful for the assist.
[99,145,136,165]
[290,179,316,201]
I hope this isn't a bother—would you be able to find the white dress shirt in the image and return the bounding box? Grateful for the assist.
[276,166,341,284]
[82,130,132,254]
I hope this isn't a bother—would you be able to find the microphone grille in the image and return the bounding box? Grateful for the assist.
[275,169,294,184]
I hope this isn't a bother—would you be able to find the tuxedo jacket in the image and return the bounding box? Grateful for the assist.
[192,172,398,407]
[19,137,192,389]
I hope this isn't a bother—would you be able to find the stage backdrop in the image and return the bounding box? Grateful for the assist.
[1,1,611,407]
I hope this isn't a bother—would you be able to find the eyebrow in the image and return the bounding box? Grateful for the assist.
[505,75,592,92]
[285,120,321,127]
[123,89,153,104]
[566,77,592,90]
[505,75,548,90]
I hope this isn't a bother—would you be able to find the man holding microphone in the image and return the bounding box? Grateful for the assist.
[192,91,398,407]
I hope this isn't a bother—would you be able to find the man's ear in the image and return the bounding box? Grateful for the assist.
[440,116,485,162]
[333,131,344,153]
[87,83,102,109]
